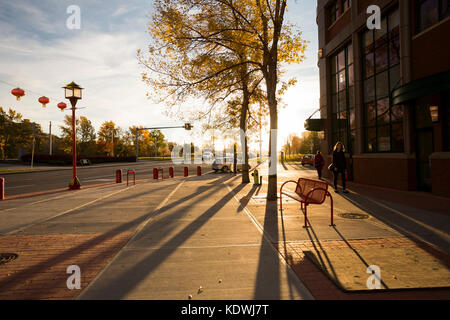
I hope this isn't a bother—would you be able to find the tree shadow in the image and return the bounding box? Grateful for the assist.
[79,182,248,299]
[340,192,450,254]
[0,174,235,298]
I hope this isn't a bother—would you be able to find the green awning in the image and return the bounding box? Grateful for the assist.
[304,118,325,131]
[392,70,450,105]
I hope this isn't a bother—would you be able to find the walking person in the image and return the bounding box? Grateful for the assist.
[331,142,348,193]
[314,151,325,179]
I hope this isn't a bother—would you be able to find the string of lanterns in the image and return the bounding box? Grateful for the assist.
[5,82,67,112]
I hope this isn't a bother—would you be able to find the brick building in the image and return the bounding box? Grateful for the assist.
[308,0,450,197]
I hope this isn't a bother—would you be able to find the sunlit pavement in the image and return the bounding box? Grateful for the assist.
[79,173,313,300]
[224,161,450,299]
[0,162,449,299]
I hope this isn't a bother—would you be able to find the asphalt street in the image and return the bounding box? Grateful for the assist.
[0,161,211,197]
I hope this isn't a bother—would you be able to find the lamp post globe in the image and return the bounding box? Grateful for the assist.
[62,81,83,190]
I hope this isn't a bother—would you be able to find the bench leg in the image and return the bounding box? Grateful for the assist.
[279,193,283,212]
[303,204,308,228]
[329,194,335,226]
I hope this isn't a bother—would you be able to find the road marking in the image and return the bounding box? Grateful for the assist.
[6,184,34,189]
[6,185,135,235]
[84,178,112,182]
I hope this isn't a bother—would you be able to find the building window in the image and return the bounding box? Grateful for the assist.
[331,43,354,153]
[342,0,351,11]
[363,9,404,153]
[446,92,450,151]
[417,0,450,33]
[329,1,339,25]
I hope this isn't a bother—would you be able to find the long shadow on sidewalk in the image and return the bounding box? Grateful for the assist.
[0,175,235,298]
[340,193,450,254]
[79,180,247,299]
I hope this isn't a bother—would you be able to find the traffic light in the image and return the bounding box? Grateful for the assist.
[184,123,193,130]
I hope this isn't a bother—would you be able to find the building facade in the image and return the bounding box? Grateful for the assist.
[311,0,450,196]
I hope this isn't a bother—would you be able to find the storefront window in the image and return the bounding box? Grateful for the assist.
[363,9,404,153]
[331,43,354,153]
[329,1,339,25]
[417,0,450,33]
[342,0,351,11]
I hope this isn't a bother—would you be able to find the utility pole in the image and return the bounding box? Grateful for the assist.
[31,135,35,169]
[49,121,52,156]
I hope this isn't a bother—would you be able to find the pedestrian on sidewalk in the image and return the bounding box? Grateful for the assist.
[331,142,348,193]
[314,150,325,180]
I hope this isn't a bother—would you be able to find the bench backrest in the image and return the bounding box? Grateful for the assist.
[295,178,328,204]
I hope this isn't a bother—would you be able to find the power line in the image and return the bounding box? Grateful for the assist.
[0,79,60,101]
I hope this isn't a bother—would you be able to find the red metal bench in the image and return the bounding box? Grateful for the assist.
[280,178,334,228]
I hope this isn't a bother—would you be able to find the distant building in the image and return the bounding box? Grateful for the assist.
[309,0,450,197]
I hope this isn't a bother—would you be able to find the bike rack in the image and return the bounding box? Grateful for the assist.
[158,168,164,180]
[127,169,136,186]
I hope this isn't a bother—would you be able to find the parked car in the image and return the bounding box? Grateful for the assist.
[301,154,314,166]
[212,156,251,173]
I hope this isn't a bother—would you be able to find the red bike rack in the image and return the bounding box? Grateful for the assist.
[153,168,164,180]
[127,169,136,186]
[116,169,122,183]
[197,166,201,176]
[169,167,174,178]
[184,166,188,177]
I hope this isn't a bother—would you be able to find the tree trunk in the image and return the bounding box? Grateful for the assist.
[266,70,278,201]
[240,81,250,184]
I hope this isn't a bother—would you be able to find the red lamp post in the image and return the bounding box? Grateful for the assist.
[63,81,83,190]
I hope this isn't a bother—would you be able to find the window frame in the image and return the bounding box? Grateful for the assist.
[328,0,339,26]
[362,8,404,153]
[417,0,449,33]
[330,43,354,153]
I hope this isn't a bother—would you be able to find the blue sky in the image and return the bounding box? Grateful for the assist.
[0,0,319,149]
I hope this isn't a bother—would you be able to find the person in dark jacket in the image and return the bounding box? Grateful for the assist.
[332,142,348,193]
[314,151,325,179]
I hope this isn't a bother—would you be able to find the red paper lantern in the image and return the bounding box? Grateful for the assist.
[38,96,50,108]
[11,88,25,101]
[57,102,67,112]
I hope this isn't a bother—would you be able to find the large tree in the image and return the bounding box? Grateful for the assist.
[140,0,307,194]
[97,121,120,156]
[78,116,96,155]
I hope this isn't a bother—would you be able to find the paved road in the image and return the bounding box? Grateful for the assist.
[0,161,211,197]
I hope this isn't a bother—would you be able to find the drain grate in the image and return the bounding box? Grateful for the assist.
[0,253,18,265]
[338,213,370,220]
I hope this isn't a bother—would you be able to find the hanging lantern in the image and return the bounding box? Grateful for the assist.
[38,96,50,108]
[57,102,67,112]
[11,88,25,101]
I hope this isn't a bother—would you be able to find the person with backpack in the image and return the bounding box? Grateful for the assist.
[330,142,348,193]
[314,150,325,179]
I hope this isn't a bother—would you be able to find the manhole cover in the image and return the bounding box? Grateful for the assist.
[0,253,18,265]
[338,213,369,220]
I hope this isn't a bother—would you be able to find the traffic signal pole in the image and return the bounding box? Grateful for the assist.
[135,124,192,160]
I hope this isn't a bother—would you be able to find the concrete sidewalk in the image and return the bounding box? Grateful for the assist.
[2,161,449,300]
[226,162,450,299]
[79,174,313,300]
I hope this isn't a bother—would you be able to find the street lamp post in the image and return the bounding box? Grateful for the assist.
[63,81,83,190]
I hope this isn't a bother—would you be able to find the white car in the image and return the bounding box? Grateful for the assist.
[212,156,250,173]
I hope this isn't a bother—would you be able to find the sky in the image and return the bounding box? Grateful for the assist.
[0,0,319,152]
